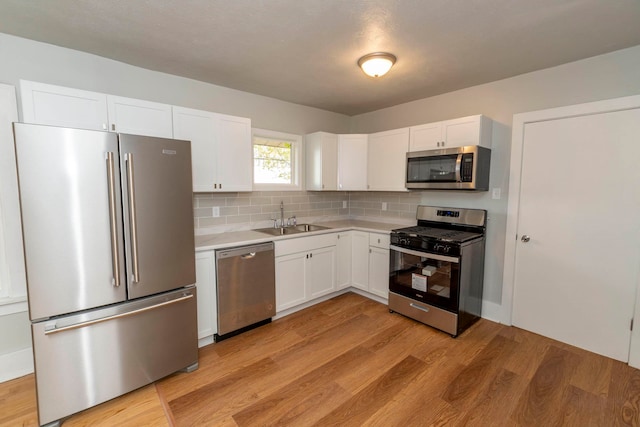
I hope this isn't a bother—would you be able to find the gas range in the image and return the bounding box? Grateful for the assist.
[390,206,486,257]
[388,205,488,337]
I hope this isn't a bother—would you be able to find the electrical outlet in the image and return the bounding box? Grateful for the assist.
[382,202,387,211]
[492,188,501,200]
[342,200,347,209]
[212,206,220,217]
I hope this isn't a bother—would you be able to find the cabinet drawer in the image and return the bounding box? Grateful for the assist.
[369,232,390,249]
[275,233,338,257]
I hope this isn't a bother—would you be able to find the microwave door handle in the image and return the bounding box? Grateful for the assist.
[455,154,462,182]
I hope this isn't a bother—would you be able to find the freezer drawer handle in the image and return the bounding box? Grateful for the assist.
[106,152,120,287]
[126,153,140,283]
[43,294,194,335]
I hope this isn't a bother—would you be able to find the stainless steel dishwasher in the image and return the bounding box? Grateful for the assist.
[215,242,276,341]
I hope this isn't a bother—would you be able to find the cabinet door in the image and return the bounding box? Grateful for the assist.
[107,95,173,138]
[409,122,442,152]
[173,106,218,192]
[336,232,352,290]
[305,132,338,191]
[275,253,307,312]
[442,115,492,148]
[351,231,369,291]
[20,80,108,131]
[367,127,409,191]
[216,114,252,192]
[338,134,368,191]
[195,251,216,340]
[307,246,336,299]
[369,247,389,299]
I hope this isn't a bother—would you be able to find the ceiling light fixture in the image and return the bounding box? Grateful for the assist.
[357,52,397,77]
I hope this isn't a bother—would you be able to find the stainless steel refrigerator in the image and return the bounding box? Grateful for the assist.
[13,123,198,427]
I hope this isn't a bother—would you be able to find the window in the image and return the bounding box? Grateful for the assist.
[252,128,302,190]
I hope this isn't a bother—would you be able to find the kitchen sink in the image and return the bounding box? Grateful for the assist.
[254,223,330,236]
[292,224,330,232]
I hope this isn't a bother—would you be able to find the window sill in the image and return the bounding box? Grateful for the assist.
[253,183,302,192]
[0,297,28,316]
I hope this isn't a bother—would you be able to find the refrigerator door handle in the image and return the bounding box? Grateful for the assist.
[44,293,194,335]
[106,152,120,287]
[125,153,140,283]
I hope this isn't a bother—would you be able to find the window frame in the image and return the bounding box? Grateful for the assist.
[252,128,302,191]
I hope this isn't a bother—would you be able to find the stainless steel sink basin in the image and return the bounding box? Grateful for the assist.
[254,227,302,236]
[254,223,330,236]
[292,224,330,232]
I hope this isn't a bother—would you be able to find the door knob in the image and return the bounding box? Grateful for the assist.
[521,235,531,243]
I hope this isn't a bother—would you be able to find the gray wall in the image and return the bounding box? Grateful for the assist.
[0,33,352,135]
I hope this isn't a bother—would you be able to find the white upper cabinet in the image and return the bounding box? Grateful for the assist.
[20,80,109,131]
[367,127,409,191]
[409,115,493,151]
[215,114,253,192]
[173,106,252,192]
[20,80,173,138]
[305,132,338,191]
[338,134,368,191]
[106,95,173,138]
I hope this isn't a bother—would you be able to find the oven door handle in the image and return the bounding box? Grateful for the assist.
[389,245,460,263]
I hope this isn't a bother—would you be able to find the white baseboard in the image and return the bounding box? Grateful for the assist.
[481,300,503,323]
[0,347,34,383]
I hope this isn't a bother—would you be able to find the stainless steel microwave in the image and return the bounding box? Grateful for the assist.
[406,145,491,191]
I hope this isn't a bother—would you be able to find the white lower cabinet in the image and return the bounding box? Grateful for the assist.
[368,246,390,298]
[351,231,370,291]
[351,231,390,299]
[275,233,337,312]
[195,250,217,344]
[336,231,352,290]
[275,252,307,311]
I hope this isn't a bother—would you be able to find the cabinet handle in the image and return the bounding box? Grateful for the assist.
[337,235,340,239]
[310,253,313,258]
[306,254,309,259]
[111,123,116,131]
[322,184,325,189]
[214,183,217,189]
[378,238,381,243]
[220,183,222,189]
[369,248,372,253]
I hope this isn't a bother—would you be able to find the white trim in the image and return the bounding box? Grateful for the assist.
[501,94,640,326]
[0,347,34,383]
[251,128,303,191]
[0,83,27,302]
[0,298,28,316]
[481,300,502,323]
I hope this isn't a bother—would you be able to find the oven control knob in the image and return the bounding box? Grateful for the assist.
[434,243,443,252]
[443,245,451,253]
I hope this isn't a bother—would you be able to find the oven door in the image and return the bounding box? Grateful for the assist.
[389,244,460,312]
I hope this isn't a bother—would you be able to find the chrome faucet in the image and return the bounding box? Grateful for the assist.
[280,201,285,228]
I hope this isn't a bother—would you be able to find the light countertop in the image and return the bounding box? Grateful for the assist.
[194,219,408,252]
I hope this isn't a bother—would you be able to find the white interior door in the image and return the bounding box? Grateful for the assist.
[512,108,640,362]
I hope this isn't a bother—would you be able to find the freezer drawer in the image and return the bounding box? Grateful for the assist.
[31,287,198,426]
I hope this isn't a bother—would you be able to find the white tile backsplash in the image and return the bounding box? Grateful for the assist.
[193,190,418,234]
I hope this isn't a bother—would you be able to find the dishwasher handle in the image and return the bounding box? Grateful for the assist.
[216,242,274,260]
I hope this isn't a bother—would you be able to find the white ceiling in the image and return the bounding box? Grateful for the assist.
[1,0,639,116]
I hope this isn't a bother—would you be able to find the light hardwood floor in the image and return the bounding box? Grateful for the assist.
[2,292,640,426]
